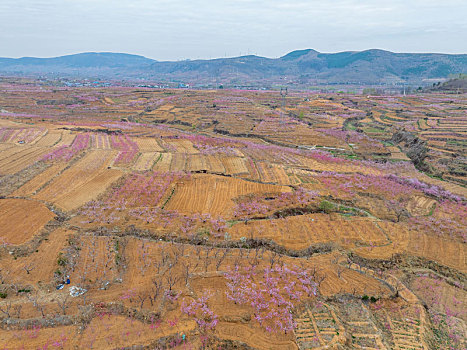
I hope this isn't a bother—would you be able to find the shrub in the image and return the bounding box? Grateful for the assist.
[319,200,336,214]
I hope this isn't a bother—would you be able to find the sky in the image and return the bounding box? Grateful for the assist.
[1,0,466,60]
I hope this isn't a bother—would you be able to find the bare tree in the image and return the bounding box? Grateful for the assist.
[387,199,409,222]
[137,241,150,276]
[155,260,164,275]
[182,262,192,286]
[27,293,45,318]
[249,246,263,267]
[56,294,70,315]
[137,291,149,309]
[23,263,35,275]
[269,251,280,269]
[149,280,163,306]
[165,274,180,291]
[78,262,89,287]
[203,246,213,273]
[10,283,21,297]
[89,235,97,268]
[171,249,180,268]
[308,266,326,288]
[215,249,229,271]
[0,301,12,318]
[193,260,200,274]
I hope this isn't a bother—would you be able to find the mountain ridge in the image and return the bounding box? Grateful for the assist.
[1,49,466,86]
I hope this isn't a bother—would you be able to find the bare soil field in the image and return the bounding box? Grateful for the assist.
[33,150,122,211]
[0,198,54,245]
[0,145,50,175]
[164,174,291,216]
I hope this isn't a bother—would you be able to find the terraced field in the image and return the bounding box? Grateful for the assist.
[0,81,465,349]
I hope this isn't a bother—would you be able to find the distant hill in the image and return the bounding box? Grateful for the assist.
[1,50,466,86]
[427,76,467,92]
[0,52,155,78]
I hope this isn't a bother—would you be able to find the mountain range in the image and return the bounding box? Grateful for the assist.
[1,49,466,86]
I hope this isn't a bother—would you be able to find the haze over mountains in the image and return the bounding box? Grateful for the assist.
[1,49,466,86]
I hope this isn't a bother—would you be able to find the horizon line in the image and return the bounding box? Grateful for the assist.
[1,48,467,62]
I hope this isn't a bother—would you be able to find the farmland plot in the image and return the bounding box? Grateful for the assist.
[162,139,199,154]
[185,154,209,172]
[0,145,50,175]
[255,162,291,184]
[0,228,71,284]
[33,131,62,147]
[53,130,76,147]
[205,154,225,173]
[90,132,111,149]
[229,214,389,251]
[354,221,467,272]
[164,174,291,216]
[152,152,172,172]
[34,150,122,211]
[221,156,249,175]
[12,163,68,196]
[132,152,161,171]
[134,137,164,152]
[0,198,54,245]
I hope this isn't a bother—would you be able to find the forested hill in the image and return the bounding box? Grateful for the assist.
[1,49,466,85]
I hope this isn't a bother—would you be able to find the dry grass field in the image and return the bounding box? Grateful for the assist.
[0,80,465,349]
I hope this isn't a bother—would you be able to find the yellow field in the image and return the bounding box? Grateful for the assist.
[34,150,122,210]
[0,145,50,175]
[133,152,161,171]
[165,174,291,216]
[0,198,54,245]
[229,214,389,250]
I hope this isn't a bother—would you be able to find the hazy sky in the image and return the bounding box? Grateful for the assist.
[1,0,466,60]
